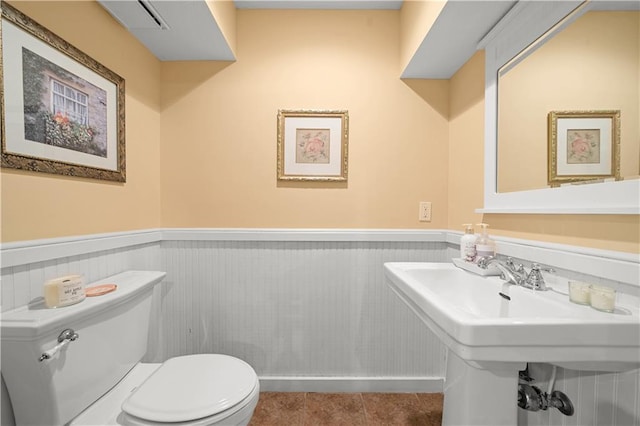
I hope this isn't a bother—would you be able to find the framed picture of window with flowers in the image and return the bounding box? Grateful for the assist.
[1,2,125,182]
[547,110,620,187]
[277,110,348,182]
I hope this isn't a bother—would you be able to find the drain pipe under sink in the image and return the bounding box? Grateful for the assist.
[518,365,575,416]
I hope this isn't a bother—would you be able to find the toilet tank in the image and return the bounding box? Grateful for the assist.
[0,270,166,426]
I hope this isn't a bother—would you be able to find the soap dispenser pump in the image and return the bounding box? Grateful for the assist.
[460,224,477,262]
[475,223,496,262]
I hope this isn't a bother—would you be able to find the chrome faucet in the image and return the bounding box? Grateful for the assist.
[477,256,526,286]
[477,257,553,291]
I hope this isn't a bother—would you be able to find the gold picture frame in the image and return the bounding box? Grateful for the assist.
[277,109,348,182]
[1,2,126,182]
[548,110,620,187]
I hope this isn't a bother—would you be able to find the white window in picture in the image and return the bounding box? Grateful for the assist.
[51,79,88,125]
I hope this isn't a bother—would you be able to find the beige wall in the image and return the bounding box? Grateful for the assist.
[447,51,485,231]
[448,52,640,253]
[498,11,640,193]
[1,2,638,254]
[1,1,162,242]
[160,9,450,229]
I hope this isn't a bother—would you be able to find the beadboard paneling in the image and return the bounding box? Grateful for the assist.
[0,242,161,312]
[1,229,639,426]
[155,240,448,379]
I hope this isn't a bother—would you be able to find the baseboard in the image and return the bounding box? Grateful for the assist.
[257,376,444,393]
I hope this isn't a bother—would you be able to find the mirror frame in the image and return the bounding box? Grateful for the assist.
[478,0,640,214]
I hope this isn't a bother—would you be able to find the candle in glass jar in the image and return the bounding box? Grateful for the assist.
[568,281,591,305]
[590,285,616,313]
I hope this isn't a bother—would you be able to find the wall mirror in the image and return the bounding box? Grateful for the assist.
[480,0,640,214]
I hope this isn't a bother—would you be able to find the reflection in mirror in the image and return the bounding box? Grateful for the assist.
[497,7,639,193]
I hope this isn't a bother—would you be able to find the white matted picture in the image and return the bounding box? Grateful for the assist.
[277,110,348,182]
[547,110,620,187]
[1,2,126,182]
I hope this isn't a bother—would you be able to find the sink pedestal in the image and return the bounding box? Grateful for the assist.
[443,350,525,426]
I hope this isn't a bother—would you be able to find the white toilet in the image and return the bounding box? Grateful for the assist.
[0,271,260,426]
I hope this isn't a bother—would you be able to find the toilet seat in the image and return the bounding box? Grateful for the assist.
[122,354,259,425]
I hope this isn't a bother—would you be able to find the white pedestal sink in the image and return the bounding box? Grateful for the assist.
[384,262,640,426]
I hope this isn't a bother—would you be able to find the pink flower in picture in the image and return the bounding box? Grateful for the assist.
[567,130,600,164]
[296,129,330,164]
[571,136,589,154]
[305,137,325,154]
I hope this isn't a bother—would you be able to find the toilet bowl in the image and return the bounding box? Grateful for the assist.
[122,354,259,426]
[0,271,260,426]
[72,354,260,426]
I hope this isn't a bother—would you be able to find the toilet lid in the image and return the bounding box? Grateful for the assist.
[122,354,257,423]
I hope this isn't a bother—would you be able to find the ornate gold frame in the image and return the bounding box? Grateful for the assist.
[1,2,126,182]
[277,109,348,182]
[547,110,620,187]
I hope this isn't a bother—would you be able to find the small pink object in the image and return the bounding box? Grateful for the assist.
[85,284,117,297]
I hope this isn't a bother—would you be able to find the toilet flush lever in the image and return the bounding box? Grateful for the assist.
[39,328,79,362]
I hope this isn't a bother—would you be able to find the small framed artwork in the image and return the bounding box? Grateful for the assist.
[1,2,126,182]
[547,110,620,187]
[277,110,348,182]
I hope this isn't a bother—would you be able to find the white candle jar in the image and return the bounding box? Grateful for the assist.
[568,281,591,305]
[589,285,616,313]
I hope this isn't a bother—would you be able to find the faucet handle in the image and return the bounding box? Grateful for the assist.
[526,263,549,290]
[505,257,516,269]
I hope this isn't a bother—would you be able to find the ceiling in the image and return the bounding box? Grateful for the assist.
[97,0,515,78]
[234,0,403,9]
[97,0,235,61]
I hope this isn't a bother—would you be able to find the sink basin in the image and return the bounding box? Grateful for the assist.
[385,262,640,425]
[384,262,640,372]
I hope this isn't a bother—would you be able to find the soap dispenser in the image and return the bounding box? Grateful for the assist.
[475,223,496,262]
[460,224,477,262]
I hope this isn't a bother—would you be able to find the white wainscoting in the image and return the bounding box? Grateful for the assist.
[156,238,449,391]
[0,230,163,312]
[1,228,639,426]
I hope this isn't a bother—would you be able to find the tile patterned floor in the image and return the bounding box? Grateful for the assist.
[249,392,443,426]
